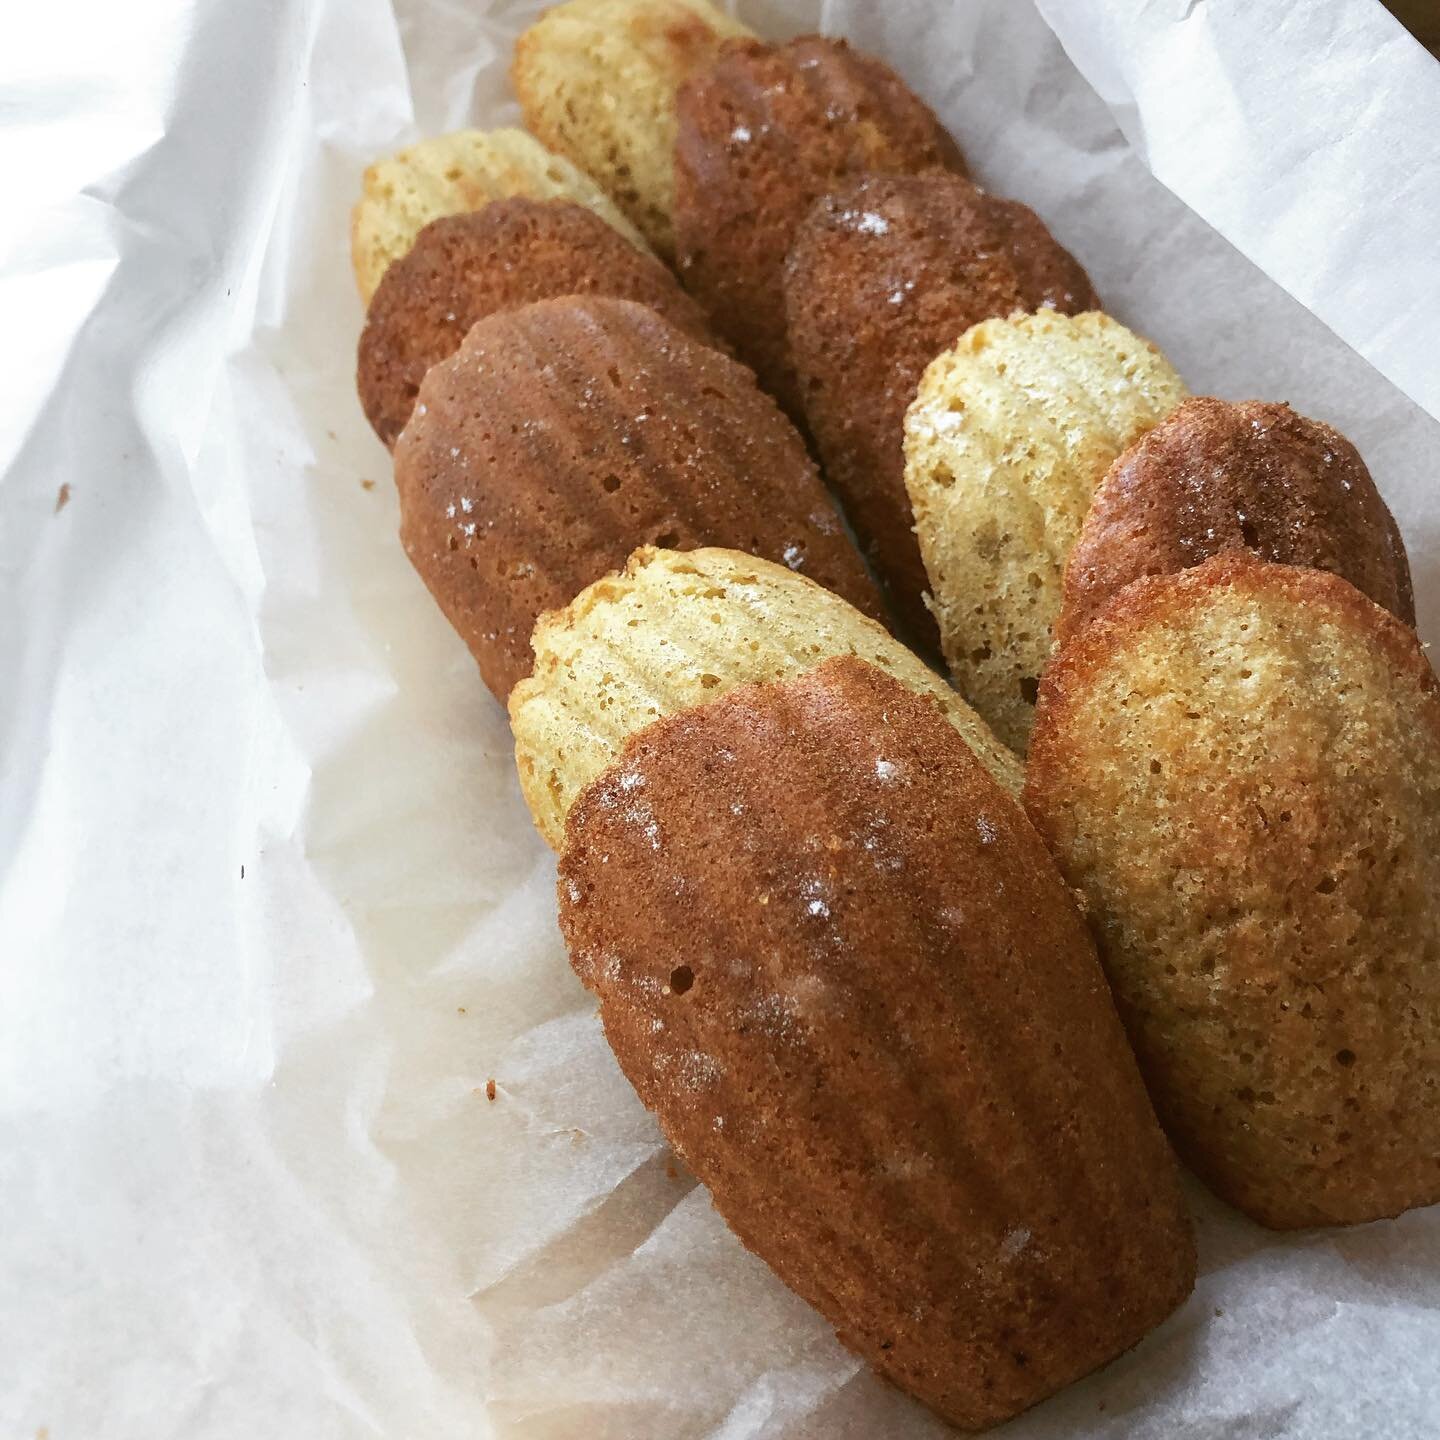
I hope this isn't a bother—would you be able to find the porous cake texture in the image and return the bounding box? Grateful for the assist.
[1026,556,1440,1229]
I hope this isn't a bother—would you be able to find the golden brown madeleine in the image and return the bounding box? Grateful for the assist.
[785,172,1099,645]
[510,546,1020,848]
[511,0,753,256]
[357,200,716,449]
[560,657,1195,1431]
[673,35,965,416]
[1026,556,1440,1229]
[1057,396,1415,644]
[350,127,647,302]
[904,311,1186,753]
[393,296,880,701]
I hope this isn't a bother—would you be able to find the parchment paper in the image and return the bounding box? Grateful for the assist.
[2,1,1437,1436]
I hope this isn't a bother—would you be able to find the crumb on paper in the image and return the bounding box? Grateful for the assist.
[54,484,71,513]
[361,478,376,490]
[485,1079,497,1102]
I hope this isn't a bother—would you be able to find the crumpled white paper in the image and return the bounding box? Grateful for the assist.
[1033,0,1440,426]
[1,1,1437,1437]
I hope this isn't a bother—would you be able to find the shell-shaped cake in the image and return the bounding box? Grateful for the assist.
[673,35,965,415]
[393,296,880,701]
[510,546,1020,848]
[357,199,715,448]
[512,0,754,256]
[349,127,646,302]
[559,656,1196,1431]
[904,310,1186,753]
[785,172,1099,644]
[1026,556,1440,1229]
[1058,396,1415,643]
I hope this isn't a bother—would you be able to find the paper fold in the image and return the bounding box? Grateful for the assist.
[1033,0,1440,425]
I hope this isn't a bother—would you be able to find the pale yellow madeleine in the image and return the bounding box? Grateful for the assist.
[509,546,1020,848]
[903,310,1186,753]
[350,127,648,302]
[512,0,754,256]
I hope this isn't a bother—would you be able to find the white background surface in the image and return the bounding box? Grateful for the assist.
[2,1,1438,1436]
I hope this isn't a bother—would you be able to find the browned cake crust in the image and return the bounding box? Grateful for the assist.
[786,172,1099,645]
[559,656,1195,1431]
[1026,556,1440,1228]
[1058,397,1415,643]
[673,35,965,417]
[393,295,882,700]
[356,200,716,449]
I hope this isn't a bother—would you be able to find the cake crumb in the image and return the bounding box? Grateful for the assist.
[54,484,71,513]
[485,1079,497,1102]
[361,478,376,490]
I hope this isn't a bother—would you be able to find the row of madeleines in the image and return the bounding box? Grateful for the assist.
[350,0,1439,1430]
